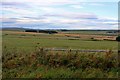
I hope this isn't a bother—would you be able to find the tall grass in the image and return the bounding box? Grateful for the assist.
[2,46,118,78]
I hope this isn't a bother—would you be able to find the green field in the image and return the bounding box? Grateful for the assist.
[2,30,119,78]
[61,30,118,36]
[2,31,118,52]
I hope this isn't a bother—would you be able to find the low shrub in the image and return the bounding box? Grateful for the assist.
[2,47,118,78]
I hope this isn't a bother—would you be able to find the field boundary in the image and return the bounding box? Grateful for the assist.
[44,48,117,52]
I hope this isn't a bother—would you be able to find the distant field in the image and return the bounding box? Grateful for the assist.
[2,30,118,53]
[61,30,118,36]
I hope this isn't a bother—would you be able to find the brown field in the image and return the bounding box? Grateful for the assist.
[3,31,117,41]
[56,33,117,40]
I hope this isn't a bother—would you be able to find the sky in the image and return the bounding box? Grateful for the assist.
[1,0,119,30]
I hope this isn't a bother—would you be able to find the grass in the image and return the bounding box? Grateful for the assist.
[2,47,118,78]
[2,30,119,78]
[2,31,118,53]
[62,30,118,36]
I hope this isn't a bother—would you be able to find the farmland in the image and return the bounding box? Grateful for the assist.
[2,29,119,78]
[2,30,118,51]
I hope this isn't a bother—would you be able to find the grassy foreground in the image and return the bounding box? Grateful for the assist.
[2,47,118,78]
[2,30,119,78]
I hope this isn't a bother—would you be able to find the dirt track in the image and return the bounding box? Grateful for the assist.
[44,48,117,52]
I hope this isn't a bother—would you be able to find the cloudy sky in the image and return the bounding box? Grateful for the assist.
[1,0,119,30]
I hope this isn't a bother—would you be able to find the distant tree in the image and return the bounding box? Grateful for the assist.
[116,36,120,41]
[25,29,37,32]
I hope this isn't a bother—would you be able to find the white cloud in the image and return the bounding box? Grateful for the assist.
[3,0,119,3]
[15,18,50,24]
[70,5,83,9]
[59,19,80,23]
[2,0,118,29]
[39,7,65,13]
[2,7,40,17]
[3,0,76,6]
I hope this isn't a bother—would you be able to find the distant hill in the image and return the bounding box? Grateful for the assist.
[2,27,27,31]
[1,27,119,33]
